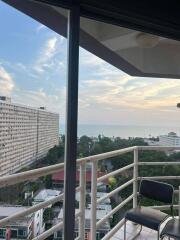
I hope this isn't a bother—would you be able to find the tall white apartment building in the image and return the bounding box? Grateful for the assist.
[0,97,59,176]
[159,132,180,146]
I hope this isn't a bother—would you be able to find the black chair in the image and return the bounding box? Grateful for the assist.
[160,218,180,239]
[124,179,174,240]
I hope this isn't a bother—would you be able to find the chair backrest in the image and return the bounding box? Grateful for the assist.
[139,179,174,204]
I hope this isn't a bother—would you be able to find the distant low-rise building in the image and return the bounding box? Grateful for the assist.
[144,138,159,146]
[53,208,111,240]
[33,189,61,207]
[159,132,180,146]
[33,189,61,232]
[52,170,108,190]
[56,191,112,239]
[0,205,44,239]
[76,191,112,211]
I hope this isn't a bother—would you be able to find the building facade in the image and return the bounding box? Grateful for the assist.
[0,205,44,240]
[0,97,59,176]
[53,208,111,240]
[159,132,180,147]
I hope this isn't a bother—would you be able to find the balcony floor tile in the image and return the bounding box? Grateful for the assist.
[112,219,171,240]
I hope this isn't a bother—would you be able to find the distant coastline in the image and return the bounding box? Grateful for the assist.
[59,124,180,139]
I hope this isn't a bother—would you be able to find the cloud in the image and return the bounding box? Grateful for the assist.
[0,66,14,95]
[78,73,180,113]
[0,34,67,123]
[83,79,117,88]
[34,36,58,73]
[80,48,105,67]
[1,27,180,126]
[78,47,180,115]
[79,48,122,79]
[36,24,47,33]
[12,87,66,115]
[45,37,57,58]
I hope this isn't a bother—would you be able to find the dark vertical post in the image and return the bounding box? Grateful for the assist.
[63,5,80,240]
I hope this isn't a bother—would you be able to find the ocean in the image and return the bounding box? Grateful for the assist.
[60,124,180,139]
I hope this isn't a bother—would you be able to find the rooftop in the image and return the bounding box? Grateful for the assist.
[0,205,33,227]
[0,97,59,115]
[33,189,61,203]
[0,206,29,217]
[52,169,108,184]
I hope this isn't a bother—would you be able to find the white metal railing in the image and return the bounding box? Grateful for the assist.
[90,146,180,240]
[0,146,180,239]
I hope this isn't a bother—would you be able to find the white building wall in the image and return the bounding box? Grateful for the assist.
[33,209,44,237]
[37,110,59,159]
[159,135,180,146]
[0,100,59,176]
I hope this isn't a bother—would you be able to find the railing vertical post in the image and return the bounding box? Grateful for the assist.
[133,147,138,208]
[79,161,86,239]
[91,161,97,240]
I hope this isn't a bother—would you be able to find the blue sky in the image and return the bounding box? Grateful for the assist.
[1,1,180,127]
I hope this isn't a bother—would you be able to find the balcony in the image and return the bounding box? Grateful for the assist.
[0,146,179,240]
[2,0,180,239]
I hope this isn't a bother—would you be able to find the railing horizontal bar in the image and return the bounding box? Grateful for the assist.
[139,162,180,166]
[97,179,134,204]
[96,194,134,228]
[0,195,63,227]
[101,218,125,240]
[0,147,136,188]
[33,221,63,240]
[32,211,81,240]
[78,146,136,164]
[138,146,180,151]
[149,205,178,210]
[1,144,180,240]
[0,146,179,189]
[98,163,134,183]
[139,176,180,180]
[0,162,64,188]
[0,187,80,227]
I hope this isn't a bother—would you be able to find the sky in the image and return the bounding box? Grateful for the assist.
[1,1,180,127]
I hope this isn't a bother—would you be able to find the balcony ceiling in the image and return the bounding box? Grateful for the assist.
[3,0,180,78]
